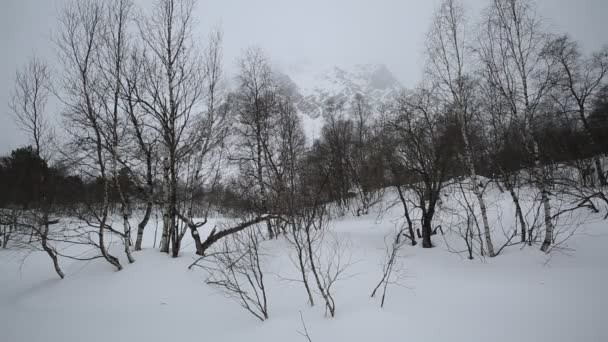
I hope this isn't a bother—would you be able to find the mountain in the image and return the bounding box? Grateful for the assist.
[277,64,403,141]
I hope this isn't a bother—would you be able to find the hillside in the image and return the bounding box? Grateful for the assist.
[1,185,607,342]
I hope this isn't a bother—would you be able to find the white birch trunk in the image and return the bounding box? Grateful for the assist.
[160,156,171,253]
[460,118,495,257]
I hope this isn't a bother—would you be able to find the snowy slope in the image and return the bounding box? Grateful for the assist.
[280,64,403,142]
[1,185,607,342]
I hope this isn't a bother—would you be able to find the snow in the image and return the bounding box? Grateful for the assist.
[1,185,608,342]
[279,63,403,144]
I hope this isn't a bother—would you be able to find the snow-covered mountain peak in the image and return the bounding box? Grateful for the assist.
[283,63,403,121]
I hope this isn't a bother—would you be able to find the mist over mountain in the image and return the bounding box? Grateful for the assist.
[274,63,403,141]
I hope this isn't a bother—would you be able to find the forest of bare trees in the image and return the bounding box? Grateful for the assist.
[1,0,607,323]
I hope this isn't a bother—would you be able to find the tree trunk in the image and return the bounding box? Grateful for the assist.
[198,215,275,256]
[135,201,152,251]
[421,213,433,248]
[122,212,135,263]
[265,220,274,240]
[593,156,606,187]
[506,181,527,243]
[472,180,495,257]
[540,184,554,252]
[135,154,154,251]
[169,170,179,258]
[460,119,495,257]
[99,220,122,271]
[580,110,607,187]
[396,185,416,245]
[188,223,204,256]
[160,158,170,253]
[99,178,122,271]
[531,139,554,253]
[1,226,8,248]
[41,226,64,279]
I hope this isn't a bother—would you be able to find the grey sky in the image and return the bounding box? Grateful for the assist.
[1,0,607,154]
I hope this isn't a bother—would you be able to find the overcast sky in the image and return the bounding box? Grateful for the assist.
[1,0,607,154]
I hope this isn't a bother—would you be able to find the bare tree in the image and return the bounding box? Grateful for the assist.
[316,99,356,214]
[98,0,136,264]
[265,96,318,305]
[121,49,158,251]
[385,86,457,248]
[302,201,351,317]
[284,173,328,308]
[6,210,65,279]
[379,125,418,246]
[57,0,122,270]
[193,225,270,321]
[348,94,384,216]
[10,56,53,159]
[9,54,66,276]
[173,28,230,256]
[285,211,316,307]
[427,0,496,256]
[546,35,608,186]
[478,0,557,252]
[480,78,530,243]
[233,48,282,239]
[136,0,215,257]
[297,311,314,342]
[371,225,408,308]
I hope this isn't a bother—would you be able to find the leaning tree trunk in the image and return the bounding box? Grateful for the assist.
[41,236,64,279]
[395,185,416,245]
[178,211,205,256]
[99,179,122,271]
[134,200,152,251]
[506,181,527,243]
[40,217,64,279]
[99,215,122,271]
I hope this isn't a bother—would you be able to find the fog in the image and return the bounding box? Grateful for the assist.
[1,0,607,153]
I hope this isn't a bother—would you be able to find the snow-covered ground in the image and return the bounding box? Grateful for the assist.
[1,185,607,342]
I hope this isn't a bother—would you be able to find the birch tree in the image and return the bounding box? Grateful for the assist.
[122,50,158,251]
[478,0,557,252]
[427,0,495,256]
[99,0,135,263]
[57,0,122,270]
[136,0,209,257]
